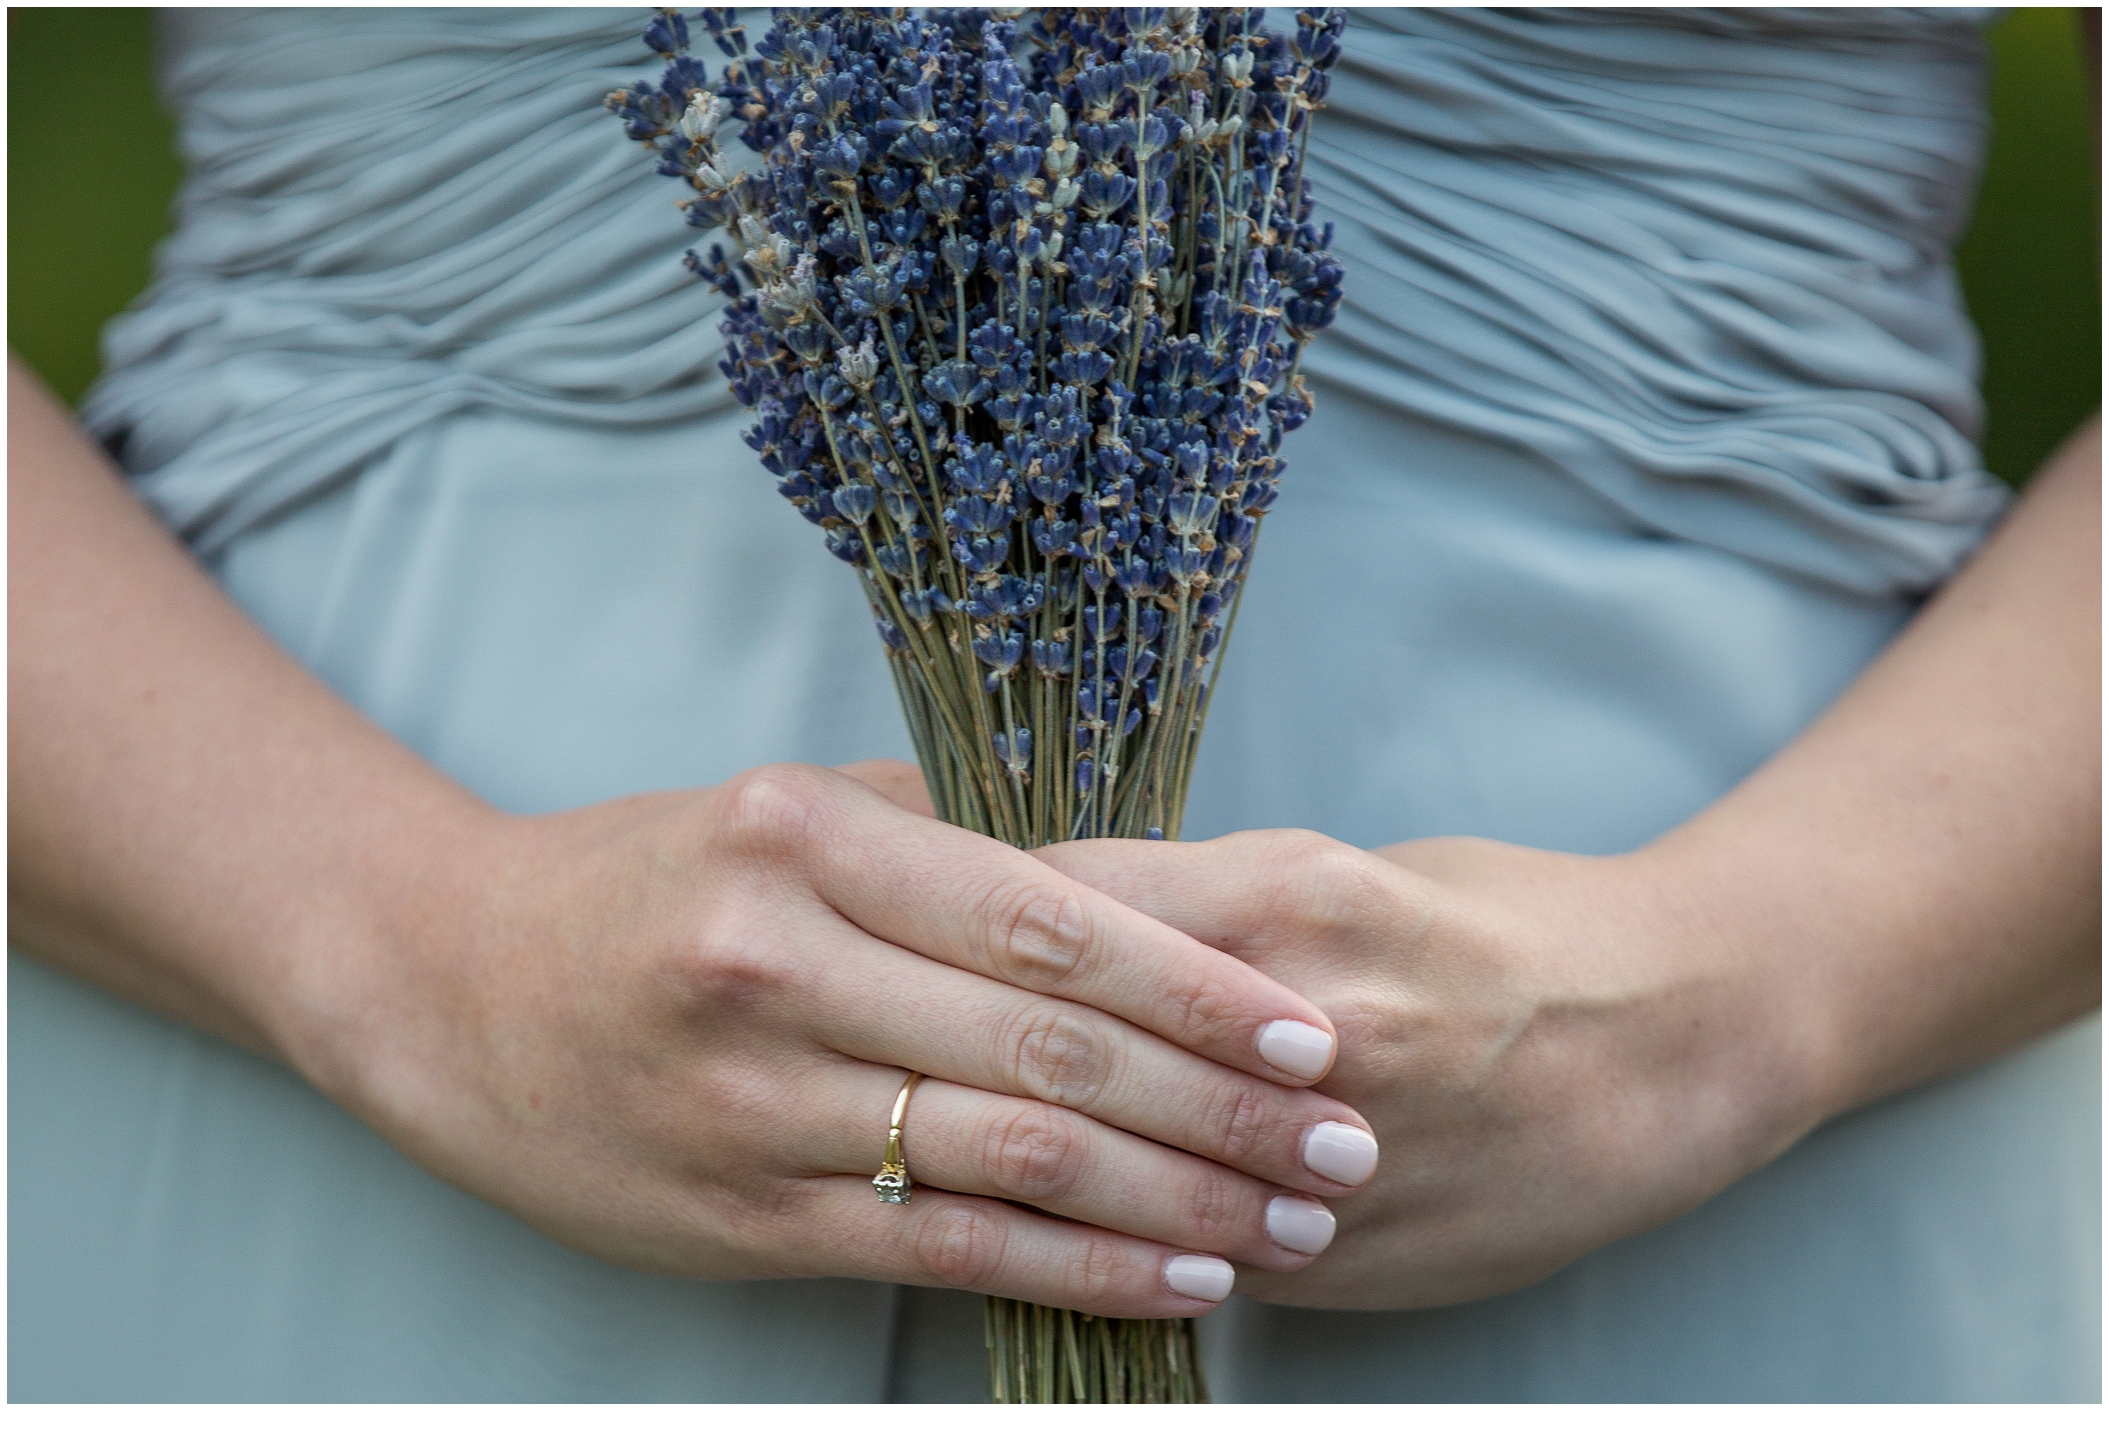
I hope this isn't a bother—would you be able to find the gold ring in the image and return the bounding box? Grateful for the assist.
[872,1071,924,1205]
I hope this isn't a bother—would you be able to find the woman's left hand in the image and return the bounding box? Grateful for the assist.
[1034,828,1827,1310]
[1034,419,2103,1312]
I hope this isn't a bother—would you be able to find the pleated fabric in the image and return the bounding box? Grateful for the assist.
[85,7,743,556]
[13,7,2095,1402]
[1302,9,2009,597]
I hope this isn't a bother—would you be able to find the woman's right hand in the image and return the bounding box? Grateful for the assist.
[290,761,1380,1317]
[7,363,1371,1318]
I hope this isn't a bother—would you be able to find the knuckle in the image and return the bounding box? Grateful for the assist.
[1263,829,1381,929]
[1002,1004,1113,1108]
[1067,1229,1129,1303]
[1266,828,1342,873]
[713,764,835,859]
[1209,1080,1276,1168]
[672,914,791,1020]
[647,1172,818,1282]
[1182,1168,1243,1251]
[1167,969,1244,1051]
[673,948,781,1022]
[911,1202,1006,1291]
[981,1103,1087,1201]
[705,1176,806,1256]
[982,876,1096,991]
[1310,842,1376,895]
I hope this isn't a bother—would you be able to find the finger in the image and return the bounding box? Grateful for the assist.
[777,1174,1240,1318]
[803,933,1379,1195]
[787,1062,1337,1269]
[769,769,1341,1086]
[1036,831,1423,1014]
[1031,832,1289,944]
[832,758,936,819]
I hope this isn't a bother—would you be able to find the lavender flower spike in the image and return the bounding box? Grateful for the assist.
[607,5,1348,1402]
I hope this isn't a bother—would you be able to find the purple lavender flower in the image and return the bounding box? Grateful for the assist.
[607,6,1346,858]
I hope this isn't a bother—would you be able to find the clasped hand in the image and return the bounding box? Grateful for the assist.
[1041,827,1828,1310]
[300,760,1820,1317]
[300,761,1378,1320]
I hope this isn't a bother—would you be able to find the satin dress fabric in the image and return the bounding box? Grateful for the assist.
[11,6,2097,1402]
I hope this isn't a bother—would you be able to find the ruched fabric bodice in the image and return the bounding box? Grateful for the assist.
[1303,9,2006,596]
[88,7,2009,583]
[15,7,2096,1403]
[86,7,740,554]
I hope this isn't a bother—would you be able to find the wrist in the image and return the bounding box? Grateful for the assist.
[260,783,516,1121]
[1626,826,1861,1150]
[1384,833,1843,1170]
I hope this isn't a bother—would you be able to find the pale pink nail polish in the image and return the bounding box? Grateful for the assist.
[1265,1196,1338,1255]
[1163,1254,1235,1302]
[1257,1019,1334,1079]
[1303,1121,1379,1186]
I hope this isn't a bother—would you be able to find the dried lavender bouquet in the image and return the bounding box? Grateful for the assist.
[609,5,1345,1403]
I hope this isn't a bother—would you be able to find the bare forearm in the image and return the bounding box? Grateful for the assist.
[5,356,494,1069]
[1658,416,2101,1116]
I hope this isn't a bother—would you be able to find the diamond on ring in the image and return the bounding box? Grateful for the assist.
[872,1071,924,1205]
[872,1162,912,1205]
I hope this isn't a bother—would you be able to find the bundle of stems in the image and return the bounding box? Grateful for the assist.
[610,5,1345,1402]
[986,1298,1207,1403]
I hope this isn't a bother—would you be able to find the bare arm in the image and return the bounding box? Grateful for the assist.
[1657,415,2099,1113]
[7,354,488,1068]
[1671,6,2102,1111]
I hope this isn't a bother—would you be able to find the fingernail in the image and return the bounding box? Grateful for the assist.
[1163,1254,1236,1302]
[1256,1019,1334,1079]
[1265,1196,1338,1256]
[1303,1121,1380,1186]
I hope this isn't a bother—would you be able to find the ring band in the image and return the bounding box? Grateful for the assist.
[872,1071,924,1205]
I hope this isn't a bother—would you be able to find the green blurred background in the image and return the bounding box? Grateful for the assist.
[7,8,2100,485]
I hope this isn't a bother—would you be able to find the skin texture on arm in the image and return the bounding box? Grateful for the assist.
[1040,412,2101,1309]
[7,353,490,1062]
[1646,414,2099,1110]
[7,353,1385,1313]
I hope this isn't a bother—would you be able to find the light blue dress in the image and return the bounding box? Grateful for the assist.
[10,7,2097,1402]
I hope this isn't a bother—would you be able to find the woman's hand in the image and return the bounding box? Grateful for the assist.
[1035,829,1819,1310]
[1038,417,2100,1312]
[8,358,1377,1320]
[296,761,1381,1318]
